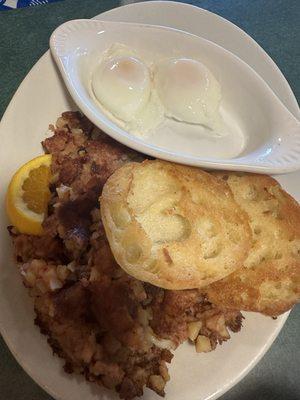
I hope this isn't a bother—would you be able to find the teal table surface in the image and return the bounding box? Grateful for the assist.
[0,1,299,400]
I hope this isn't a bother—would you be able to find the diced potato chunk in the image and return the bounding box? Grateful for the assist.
[148,375,166,393]
[187,321,203,341]
[195,335,212,353]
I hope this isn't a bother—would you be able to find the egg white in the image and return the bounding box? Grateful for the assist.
[154,58,222,129]
[90,44,164,136]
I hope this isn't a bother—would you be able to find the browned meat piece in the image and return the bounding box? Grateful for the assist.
[41,111,143,260]
[149,288,203,345]
[43,112,142,197]
[55,192,98,258]
[89,277,147,350]
[9,227,66,263]
[44,112,93,154]
[225,311,244,333]
[52,282,89,320]
[35,283,94,368]
[43,129,74,154]
[150,288,243,348]
[35,282,172,399]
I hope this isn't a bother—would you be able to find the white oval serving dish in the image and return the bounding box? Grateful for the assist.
[50,19,300,174]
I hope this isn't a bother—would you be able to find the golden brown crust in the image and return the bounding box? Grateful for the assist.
[205,172,300,316]
[100,160,252,290]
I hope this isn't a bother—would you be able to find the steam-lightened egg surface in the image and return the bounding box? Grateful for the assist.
[155,58,221,127]
[91,55,151,122]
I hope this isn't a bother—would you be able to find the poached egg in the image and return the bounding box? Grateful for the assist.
[90,44,222,136]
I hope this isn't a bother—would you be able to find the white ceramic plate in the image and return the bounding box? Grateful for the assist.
[0,2,299,400]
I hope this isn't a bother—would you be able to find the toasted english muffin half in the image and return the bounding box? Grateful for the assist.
[100,160,251,290]
[205,172,300,316]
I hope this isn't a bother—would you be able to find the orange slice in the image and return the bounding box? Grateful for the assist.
[6,154,52,235]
